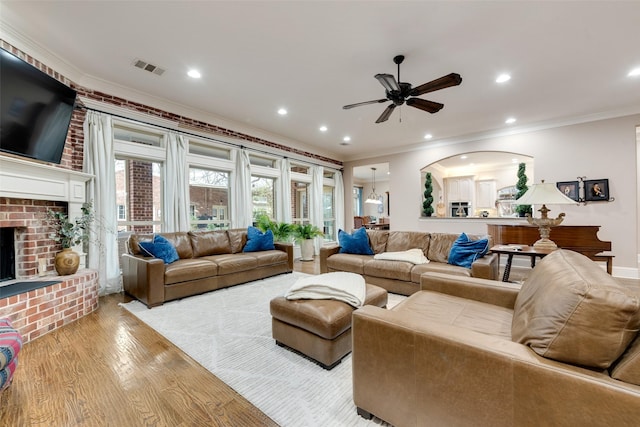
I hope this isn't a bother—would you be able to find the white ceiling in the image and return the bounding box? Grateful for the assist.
[2,1,639,163]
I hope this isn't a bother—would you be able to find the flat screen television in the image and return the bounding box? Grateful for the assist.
[0,48,77,164]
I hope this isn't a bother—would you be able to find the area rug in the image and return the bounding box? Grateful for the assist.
[120,272,403,426]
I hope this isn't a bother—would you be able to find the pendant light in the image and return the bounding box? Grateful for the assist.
[365,167,383,204]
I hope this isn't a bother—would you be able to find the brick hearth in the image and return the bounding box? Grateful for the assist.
[0,269,99,343]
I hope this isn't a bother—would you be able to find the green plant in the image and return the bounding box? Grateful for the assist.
[422,172,434,217]
[46,202,94,248]
[515,162,532,216]
[256,214,294,242]
[293,223,324,241]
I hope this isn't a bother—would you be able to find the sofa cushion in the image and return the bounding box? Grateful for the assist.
[448,233,489,269]
[410,262,472,283]
[189,230,231,257]
[139,234,180,264]
[512,250,640,369]
[364,259,413,282]
[338,228,374,255]
[365,230,389,254]
[243,226,275,252]
[164,258,218,285]
[385,232,430,257]
[326,253,371,275]
[227,229,248,254]
[205,254,258,275]
[248,250,288,267]
[611,334,640,385]
[427,233,460,263]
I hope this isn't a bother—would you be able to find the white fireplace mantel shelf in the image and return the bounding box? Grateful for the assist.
[0,154,93,204]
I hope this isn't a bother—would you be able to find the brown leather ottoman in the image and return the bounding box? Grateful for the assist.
[270,283,388,369]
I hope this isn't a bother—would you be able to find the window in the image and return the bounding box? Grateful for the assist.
[323,185,335,241]
[189,167,230,230]
[115,158,163,233]
[291,181,309,225]
[252,176,275,221]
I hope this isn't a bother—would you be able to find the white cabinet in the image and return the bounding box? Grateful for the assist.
[476,180,497,208]
[445,176,473,202]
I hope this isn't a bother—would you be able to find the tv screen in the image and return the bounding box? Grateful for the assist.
[0,48,77,164]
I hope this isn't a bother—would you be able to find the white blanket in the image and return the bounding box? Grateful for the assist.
[373,248,429,264]
[285,272,366,307]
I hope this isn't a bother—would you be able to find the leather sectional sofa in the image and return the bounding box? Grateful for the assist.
[352,249,640,426]
[122,229,293,308]
[320,230,499,295]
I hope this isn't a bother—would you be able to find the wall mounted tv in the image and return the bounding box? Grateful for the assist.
[0,48,77,164]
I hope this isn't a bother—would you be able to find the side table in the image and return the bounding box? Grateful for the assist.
[489,245,553,282]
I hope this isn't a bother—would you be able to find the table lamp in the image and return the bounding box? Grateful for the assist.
[516,180,576,250]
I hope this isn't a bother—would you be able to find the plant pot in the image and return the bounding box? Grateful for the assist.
[55,248,80,275]
[299,239,315,261]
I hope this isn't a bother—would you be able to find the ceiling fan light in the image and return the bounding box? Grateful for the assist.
[375,73,400,92]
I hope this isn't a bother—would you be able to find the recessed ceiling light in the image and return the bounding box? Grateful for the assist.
[496,73,511,83]
[343,136,351,142]
[187,69,201,79]
[460,155,468,160]
[512,158,518,163]
[424,133,433,140]
[628,67,640,77]
[277,108,288,115]
[319,125,328,132]
[505,117,517,124]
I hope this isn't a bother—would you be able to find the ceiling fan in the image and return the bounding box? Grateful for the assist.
[343,55,462,123]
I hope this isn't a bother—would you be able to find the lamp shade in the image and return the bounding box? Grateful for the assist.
[517,181,576,205]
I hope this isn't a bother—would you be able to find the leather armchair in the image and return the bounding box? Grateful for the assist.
[352,251,640,426]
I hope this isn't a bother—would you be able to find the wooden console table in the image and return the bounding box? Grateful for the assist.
[487,224,614,274]
[490,245,553,282]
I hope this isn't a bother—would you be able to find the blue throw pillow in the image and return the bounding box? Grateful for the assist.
[139,234,180,264]
[243,226,275,252]
[448,232,489,269]
[338,227,374,255]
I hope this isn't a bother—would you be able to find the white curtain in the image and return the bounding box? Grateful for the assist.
[334,169,345,235]
[83,111,121,295]
[309,165,324,255]
[231,149,253,228]
[164,132,190,232]
[276,158,292,223]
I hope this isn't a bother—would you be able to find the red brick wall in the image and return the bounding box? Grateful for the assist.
[0,269,99,343]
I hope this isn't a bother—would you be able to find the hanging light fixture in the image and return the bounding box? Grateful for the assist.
[365,167,383,204]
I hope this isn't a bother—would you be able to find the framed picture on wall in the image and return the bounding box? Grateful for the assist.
[556,181,579,202]
[584,179,609,202]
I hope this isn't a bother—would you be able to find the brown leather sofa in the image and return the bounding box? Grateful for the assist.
[122,229,293,308]
[352,249,640,426]
[320,230,499,295]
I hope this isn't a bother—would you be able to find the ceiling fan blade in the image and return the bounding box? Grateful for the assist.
[375,104,396,123]
[406,98,444,114]
[343,99,388,110]
[409,73,462,96]
[375,73,400,92]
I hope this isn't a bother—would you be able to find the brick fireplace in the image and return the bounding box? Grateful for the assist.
[0,154,97,343]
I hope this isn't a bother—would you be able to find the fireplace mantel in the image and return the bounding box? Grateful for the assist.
[0,154,93,204]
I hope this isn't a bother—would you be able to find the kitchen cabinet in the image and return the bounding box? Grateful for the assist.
[445,176,473,201]
[476,180,497,208]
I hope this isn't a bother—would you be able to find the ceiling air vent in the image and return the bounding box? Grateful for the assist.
[133,59,165,76]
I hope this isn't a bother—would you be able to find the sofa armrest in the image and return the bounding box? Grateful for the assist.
[471,252,499,280]
[352,305,640,426]
[420,272,520,309]
[319,245,341,273]
[274,242,294,271]
[121,253,165,308]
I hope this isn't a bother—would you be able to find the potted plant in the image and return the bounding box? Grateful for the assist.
[256,215,294,242]
[422,172,434,217]
[293,223,324,261]
[46,202,94,275]
[515,163,532,217]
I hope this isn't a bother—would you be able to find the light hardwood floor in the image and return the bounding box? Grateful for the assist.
[1,259,318,426]
[1,258,637,426]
